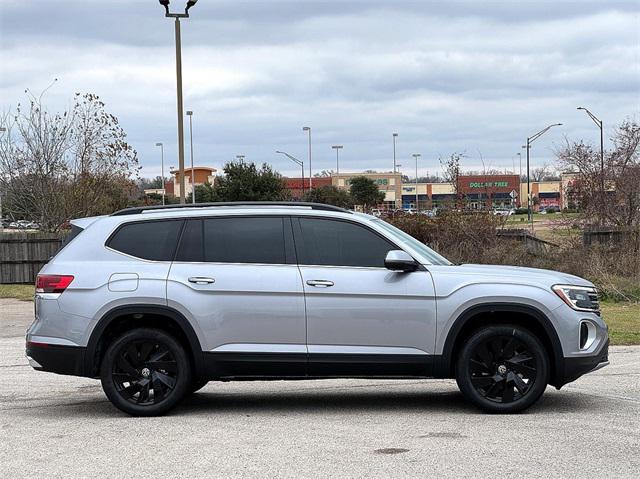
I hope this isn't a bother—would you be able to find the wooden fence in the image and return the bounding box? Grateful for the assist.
[0,232,66,284]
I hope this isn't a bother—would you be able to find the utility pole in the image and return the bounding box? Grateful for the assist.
[155,142,165,205]
[523,123,562,226]
[412,154,421,211]
[332,145,343,175]
[392,133,398,174]
[276,151,305,195]
[577,107,605,222]
[159,0,198,204]
[303,126,312,188]
[186,110,195,204]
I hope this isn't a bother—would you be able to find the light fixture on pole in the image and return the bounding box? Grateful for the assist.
[331,145,343,175]
[392,133,398,174]
[523,123,562,224]
[158,0,199,204]
[235,155,245,164]
[577,107,605,219]
[412,154,421,211]
[185,111,196,204]
[155,142,165,206]
[302,126,312,187]
[276,151,305,195]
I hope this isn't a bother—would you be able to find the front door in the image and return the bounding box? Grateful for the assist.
[293,217,437,376]
[167,216,306,377]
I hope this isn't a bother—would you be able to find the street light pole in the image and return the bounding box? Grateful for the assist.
[577,107,605,220]
[517,151,522,207]
[155,142,165,205]
[523,123,562,225]
[412,153,421,211]
[186,110,195,204]
[332,145,343,175]
[303,126,312,188]
[236,155,245,164]
[392,133,398,174]
[276,150,305,195]
[159,0,198,204]
[0,127,6,226]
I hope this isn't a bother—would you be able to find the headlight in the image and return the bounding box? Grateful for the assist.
[552,285,600,313]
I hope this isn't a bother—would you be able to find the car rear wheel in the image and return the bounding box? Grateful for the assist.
[100,328,191,416]
[456,325,549,413]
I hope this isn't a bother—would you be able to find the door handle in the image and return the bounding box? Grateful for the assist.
[188,277,215,285]
[306,279,334,287]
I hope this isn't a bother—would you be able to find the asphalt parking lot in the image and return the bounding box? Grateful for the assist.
[1,298,638,478]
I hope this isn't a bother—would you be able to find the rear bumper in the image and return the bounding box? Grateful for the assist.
[26,341,87,377]
[555,338,609,388]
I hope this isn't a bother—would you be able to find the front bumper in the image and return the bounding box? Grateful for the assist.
[26,341,87,376]
[555,337,609,388]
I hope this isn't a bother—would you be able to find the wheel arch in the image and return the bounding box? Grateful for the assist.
[84,305,205,379]
[436,303,564,386]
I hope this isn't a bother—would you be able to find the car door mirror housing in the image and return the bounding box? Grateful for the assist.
[384,250,418,272]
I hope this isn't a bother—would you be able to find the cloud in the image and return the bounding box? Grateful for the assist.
[1,0,638,177]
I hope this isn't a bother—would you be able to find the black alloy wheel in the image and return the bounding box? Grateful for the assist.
[101,328,191,416]
[112,340,178,405]
[456,325,549,413]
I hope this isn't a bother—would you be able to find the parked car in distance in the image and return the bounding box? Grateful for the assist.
[493,208,515,216]
[27,202,609,416]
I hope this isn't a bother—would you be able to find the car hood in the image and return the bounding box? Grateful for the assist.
[429,263,593,288]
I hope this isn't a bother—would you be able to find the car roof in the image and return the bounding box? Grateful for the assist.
[105,202,365,224]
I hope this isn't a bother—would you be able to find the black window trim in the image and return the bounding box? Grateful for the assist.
[105,218,186,263]
[172,215,297,266]
[291,215,405,269]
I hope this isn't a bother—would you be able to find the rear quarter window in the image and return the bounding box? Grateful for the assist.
[107,220,183,261]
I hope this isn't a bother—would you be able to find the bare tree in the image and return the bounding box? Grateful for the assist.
[0,92,139,231]
[530,164,550,182]
[440,152,464,196]
[557,119,640,227]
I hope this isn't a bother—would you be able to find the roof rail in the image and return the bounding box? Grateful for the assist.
[110,201,352,216]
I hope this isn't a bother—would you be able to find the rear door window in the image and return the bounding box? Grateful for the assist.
[175,216,289,264]
[107,220,183,261]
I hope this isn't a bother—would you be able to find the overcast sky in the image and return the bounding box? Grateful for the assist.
[1,0,639,179]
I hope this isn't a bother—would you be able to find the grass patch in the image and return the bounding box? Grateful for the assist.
[601,301,640,346]
[0,284,34,301]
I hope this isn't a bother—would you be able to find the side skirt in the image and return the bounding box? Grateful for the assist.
[203,352,437,380]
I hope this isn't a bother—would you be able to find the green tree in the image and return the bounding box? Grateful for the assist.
[303,185,354,208]
[349,176,385,210]
[188,183,217,203]
[213,161,289,201]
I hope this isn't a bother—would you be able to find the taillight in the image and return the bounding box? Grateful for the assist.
[35,275,74,294]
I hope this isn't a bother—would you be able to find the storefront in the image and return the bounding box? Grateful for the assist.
[457,175,520,209]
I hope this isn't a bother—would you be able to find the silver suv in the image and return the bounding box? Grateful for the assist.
[26,202,609,416]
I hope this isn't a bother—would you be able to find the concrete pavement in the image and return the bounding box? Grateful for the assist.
[1,298,638,478]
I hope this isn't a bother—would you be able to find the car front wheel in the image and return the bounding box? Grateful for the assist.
[100,328,191,416]
[456,325,549,413]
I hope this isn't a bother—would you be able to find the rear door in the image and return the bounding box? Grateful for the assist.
[294,217,437,376]
[167,215,307,377]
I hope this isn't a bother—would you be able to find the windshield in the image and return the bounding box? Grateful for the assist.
[372,218,452,265]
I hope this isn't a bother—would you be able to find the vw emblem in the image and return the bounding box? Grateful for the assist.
[141,367,151,378]
[497,364,507,375]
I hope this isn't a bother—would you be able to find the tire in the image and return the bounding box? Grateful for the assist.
[100,328,192,416]
[189,378,209,394]
[456,325,549,413]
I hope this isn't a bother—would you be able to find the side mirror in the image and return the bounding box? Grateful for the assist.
[384,250,418,272]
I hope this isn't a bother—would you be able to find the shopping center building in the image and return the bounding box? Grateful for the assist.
[283,171,575,211]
